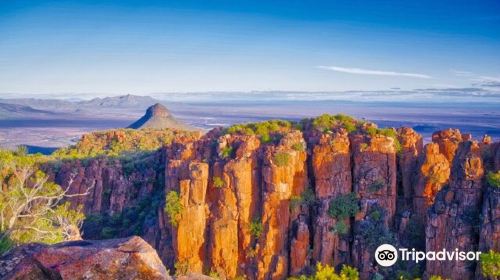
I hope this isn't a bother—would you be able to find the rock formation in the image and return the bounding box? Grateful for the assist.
[425,141,484,279]
[0,236,170,280]
[36,119,498,280]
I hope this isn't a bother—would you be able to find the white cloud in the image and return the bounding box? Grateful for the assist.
[318,65,431,79]
[451,69,474,77]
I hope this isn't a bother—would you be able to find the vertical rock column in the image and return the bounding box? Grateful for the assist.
[413,143,450,223]
[397,127,423,206]
[310,131,352,268]
[350,133,397,279]
[257,131,307,280]
[207,135,261,278]
[425,141,484,279]
[165,140,209,274]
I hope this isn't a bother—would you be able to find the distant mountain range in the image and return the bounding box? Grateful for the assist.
[0,95,161,119]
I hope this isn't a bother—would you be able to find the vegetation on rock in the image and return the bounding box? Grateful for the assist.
[213,176,225,188]
[53,128,194,158]
[224,120,292,143]
[288,262,359,280]
[480,250,500,278]
[220,146,234,159]
[328,193,360,220]
[0,149,86,253]
[274,152,291,167]
[486,171,500,188]
[311,113,359,133]
[165,191,183,227]
[250,219,264,238]
[290,187,316,210]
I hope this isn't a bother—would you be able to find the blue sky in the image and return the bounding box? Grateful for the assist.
[1,0,500,95]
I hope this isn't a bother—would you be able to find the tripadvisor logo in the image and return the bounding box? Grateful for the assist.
[375,244,398,267]
[374,244,482,267]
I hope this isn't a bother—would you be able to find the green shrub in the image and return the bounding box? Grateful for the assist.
[368,179,385,192]
[224,120,292,143]
[330,220,349,235]
[369,210,382,221]
[289,263,359,280]
[290,195,303,210]
[311,114,358,133]
[486,171,500,188]
[0,235,13,255]
[100,227,116,239]
[429,276,448,280]
[357,208,394,248]
[328,193,360,220]
[292,142,305,151]
[364,127,402,153]
[213,176,225,188]
[274,152,291,167]
[174,261,190,276]
[165,191,183,227]
[220,146,234,159]
[301,187,316,206]
[289,187,316,210]
[250,219,264,238]
[365,126,378,136]
[480,250,500,278]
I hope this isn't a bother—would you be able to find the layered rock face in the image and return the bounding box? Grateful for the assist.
[350,133,398,278]
[47,123,498,280]
[0,236,170,280]
[413,143,450,222]
[425,141,484,279]
[309,130,352,270]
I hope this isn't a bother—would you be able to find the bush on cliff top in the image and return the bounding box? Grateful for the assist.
[311,113,358,133]
[53,128,193,158]
[224,120,292,143]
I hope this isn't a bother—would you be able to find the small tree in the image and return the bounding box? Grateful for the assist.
[165,191,183,227]
[0,158,88,250]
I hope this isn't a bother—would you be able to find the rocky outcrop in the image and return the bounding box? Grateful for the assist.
[413,143,450,222]
[432,129,463,163]
[0,236,170,280]
[40,121,499,280]
[425,141,485,279]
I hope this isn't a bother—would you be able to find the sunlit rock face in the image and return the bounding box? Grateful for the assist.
[43,122,498,280]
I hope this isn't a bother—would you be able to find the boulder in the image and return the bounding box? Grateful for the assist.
[0,236,170,280]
